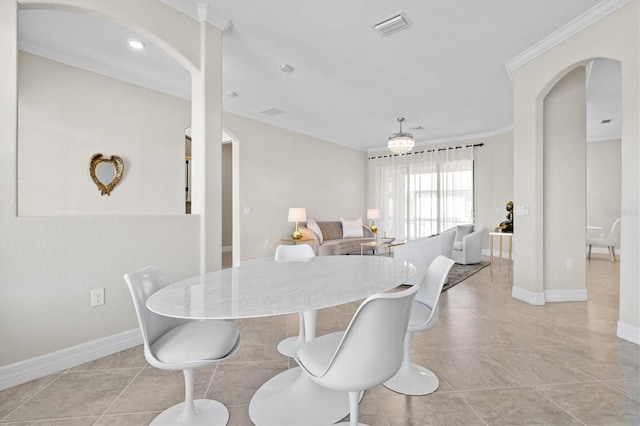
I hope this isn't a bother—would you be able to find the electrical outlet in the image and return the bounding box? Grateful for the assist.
[91,288,105,307]
[566,259,573,270]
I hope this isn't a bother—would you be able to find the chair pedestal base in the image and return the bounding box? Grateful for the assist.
[277,334,305,357]
[249,367,350,425]
[150,399,229,425]
[383,364,440,396]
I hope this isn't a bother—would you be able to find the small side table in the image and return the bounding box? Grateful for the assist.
[360,240,405,257]
[280,237,314,246]
[489,232,513,282]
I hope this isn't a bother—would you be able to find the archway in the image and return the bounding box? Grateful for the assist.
[511,1,638,343]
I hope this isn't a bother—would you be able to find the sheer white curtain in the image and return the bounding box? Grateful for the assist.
[368,147,474,241]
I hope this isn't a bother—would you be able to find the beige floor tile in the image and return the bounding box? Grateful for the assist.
[69,346,147,371]
[603,379,640,402]
[0,373,62,420]
[222,332,285,363]
[227,405,252,426]
[535,381,640,425]
[378,391,485,425]
[94,412,158,425]
[0,416,98,425]
[483,347,597,385]
[205,360,288,407]
[4,370,138,422]
[537,341,640,380]
[460,386,584,425]
[421,349,522,391]
[105,366,213,415]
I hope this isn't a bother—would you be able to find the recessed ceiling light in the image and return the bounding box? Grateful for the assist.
[128,40,145,50]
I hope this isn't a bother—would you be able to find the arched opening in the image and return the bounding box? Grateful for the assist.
[222,129,241,267]
[538,58,622,306]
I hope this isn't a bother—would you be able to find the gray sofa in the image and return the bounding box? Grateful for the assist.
[299,221,375,256]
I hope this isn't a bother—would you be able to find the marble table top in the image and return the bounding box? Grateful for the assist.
[146,255,416,320]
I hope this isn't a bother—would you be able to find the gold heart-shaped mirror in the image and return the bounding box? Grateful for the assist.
[90,153,124,196]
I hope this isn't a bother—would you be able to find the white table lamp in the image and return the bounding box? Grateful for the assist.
[288,208,307,239]
[367,208,381,233]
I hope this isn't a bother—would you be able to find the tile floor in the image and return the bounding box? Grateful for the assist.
[1,254,638,425]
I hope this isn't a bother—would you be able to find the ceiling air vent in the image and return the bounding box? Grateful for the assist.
[261,108,286,117]
[373,12,411,36]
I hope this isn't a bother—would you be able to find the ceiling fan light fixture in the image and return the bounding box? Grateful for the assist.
[388,117,415,155]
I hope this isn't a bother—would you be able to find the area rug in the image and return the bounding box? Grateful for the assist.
[442,261,490,292]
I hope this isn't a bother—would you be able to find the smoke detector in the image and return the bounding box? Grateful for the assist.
[261,108,286,117]
[279,64,294,72]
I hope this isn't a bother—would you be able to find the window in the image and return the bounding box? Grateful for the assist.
[368,147,474,240]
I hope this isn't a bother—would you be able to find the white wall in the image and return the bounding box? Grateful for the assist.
[473,132,514,250]
[18,52,189,216]
[543,67,586,292]
[1,0,206,369]
[223,112,368,261]
[587,139,621,241]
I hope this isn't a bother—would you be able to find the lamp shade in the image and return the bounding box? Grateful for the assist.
[367,209,381,220]
[288,208,306,222]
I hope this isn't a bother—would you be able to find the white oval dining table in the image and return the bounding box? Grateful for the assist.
[146,255,416,425]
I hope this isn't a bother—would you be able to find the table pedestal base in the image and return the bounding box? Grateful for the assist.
[249,367,350,425]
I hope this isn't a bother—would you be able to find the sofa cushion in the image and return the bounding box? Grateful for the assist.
[306,219,323,244]
[452,240,463,251]
[455,224,474,241]
[341,217,364,238]
[318,222,344,241]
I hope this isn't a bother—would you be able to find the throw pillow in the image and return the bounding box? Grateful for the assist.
[306,219,323,244]
[455,224,474,241]
[341,217,364,238]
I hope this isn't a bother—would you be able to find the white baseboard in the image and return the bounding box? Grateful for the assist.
[617,321,640,345]
[482,249,514,260]
[544,288,588,302]
[0,328,142,391]
[512,286,546,305]
[590,247,621,255]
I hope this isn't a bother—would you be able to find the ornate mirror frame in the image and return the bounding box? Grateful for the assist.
[89,153,124,196]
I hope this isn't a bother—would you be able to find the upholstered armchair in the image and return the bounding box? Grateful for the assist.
[445,225,485,265]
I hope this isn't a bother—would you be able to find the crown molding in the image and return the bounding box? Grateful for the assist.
[505,0,631,79]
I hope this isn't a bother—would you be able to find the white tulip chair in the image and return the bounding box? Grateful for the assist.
[383,255,454,396]
[124,265,241,425]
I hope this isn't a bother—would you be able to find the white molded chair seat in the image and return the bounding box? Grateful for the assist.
[124,265,240,426]
[383,255,454,396]
[274,244,316,357]
[295,284,419,426]
[587,218,621,262]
